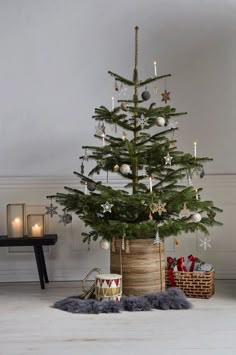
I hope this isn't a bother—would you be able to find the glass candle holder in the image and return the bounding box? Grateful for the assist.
[27,214,45,237]
[7,204,25,238]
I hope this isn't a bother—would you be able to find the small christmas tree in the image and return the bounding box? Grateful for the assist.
[50,26,222,248]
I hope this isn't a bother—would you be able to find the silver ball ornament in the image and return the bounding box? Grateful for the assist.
[191,213,202,223]
[120,164,131,175]
[141,91,151,101]
[87,182,96,192]
[156,116,166,127]
[100,239,110,250]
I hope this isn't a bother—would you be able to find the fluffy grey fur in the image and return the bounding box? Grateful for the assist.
[121,296,152,312]
[53,287,192,314]
[145,287,192,310]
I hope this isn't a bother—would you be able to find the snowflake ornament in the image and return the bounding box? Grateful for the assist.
[45,202,58,218]
[150,200,167,216]
[58,212,72,226]
[139,115,148,129]
[101,201,113,213]
[199,236,212,251]
[161,89,171,104]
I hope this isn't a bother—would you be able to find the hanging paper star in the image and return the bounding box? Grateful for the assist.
[164,152,173,165]
[45,202,58,218]
[150,200,167,216]
[161,89,171,104]
[101,201,113,213]
[179,202,190,218]
[199,236,211,251]
[58,212,72,226]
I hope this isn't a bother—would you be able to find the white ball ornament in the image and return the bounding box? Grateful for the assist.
[156,116,166,127]
[191,213,202,223]
[120,164,131,175]
[100,239,110,250]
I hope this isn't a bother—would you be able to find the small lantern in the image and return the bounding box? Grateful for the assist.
[7,204,25,238]
[27,214,45,237]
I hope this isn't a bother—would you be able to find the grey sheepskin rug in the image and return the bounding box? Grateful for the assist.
[53,287,192,314]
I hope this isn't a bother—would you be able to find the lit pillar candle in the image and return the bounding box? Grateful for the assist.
[32,223,42,237]
[194,141,197,158]
[154,61,157,77]
[149,176,153,193]
[11,217,22,238]
[112,96,115,111]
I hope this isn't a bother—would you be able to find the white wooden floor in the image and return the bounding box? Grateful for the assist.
[0,280,236,355]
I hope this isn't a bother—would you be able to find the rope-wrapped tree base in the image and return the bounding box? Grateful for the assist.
[110,238,165,296]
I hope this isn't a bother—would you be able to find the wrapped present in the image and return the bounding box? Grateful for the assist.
[185,254,201,272]
[197,262,213,272]
[167,257,177,286]
[167,256,177,270]
[176,257,187,271]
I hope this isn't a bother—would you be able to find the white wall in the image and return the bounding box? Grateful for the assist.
[0,0,235,282]
[0,0,235,175]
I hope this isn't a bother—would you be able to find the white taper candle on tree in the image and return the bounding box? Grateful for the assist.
[112,96,115,110]
[194,141,197,158]
[195,189,199,200]
[154,61,157,77]
[149,176,153,193]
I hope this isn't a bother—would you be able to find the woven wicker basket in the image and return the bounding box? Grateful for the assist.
[165,269,214,299]
[111,239,165,296]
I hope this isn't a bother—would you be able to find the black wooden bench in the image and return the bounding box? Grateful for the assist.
[0,234,57,289]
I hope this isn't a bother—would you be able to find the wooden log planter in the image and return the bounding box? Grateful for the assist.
[110,238,165,296]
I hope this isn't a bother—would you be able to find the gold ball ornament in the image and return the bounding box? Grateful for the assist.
[120,102,128,111]
[113,164,120,172]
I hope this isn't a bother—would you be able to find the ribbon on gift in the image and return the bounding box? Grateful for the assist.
[188,254,197,272]
[167,256,177,286]
[177,257,187,272]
